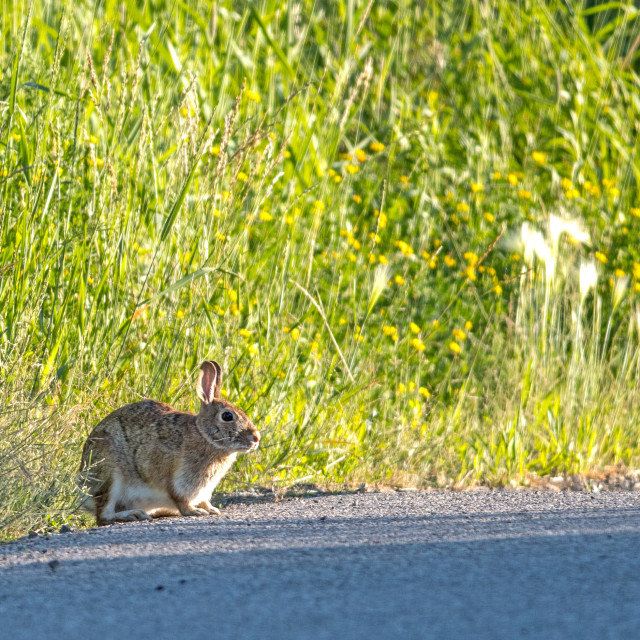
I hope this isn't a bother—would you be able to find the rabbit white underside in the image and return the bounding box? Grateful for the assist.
[80,457,236,520]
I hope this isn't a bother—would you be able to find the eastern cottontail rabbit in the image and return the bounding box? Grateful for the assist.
[78,360,260,526]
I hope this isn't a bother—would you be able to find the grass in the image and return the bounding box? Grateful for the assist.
[2,0,640,539]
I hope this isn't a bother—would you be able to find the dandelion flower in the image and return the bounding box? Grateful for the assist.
[345,164,360,175]
[471,182,484,193]
[409,322,421,334]
[452,328,466,341]
[394,274,405,285]
[355,149,367,163]
[449,341,462,354]
[290,328,300,341]
[518,190,532,200]
[259,211,273,221]
[370,142,385,152]
[595,251,607,264]
[411,337,426,351]
[419,386,431,398]
[532,151,546,164]
[245,89,261,103]
[484,212,495,223]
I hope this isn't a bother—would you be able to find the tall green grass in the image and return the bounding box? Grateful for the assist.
[2,0,640,538]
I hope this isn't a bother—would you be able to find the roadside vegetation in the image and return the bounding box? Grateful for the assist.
[2,0,640,538]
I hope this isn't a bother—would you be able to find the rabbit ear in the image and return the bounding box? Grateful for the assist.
[209,360,223,399]
[196,361,219,404]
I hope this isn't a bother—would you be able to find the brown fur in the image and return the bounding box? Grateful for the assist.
[78,361,259,525]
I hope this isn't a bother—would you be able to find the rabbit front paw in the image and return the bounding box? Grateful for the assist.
[178,505,210,517]
[195,500,221,516]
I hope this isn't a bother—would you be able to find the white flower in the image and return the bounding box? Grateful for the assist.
[549,214,590,255]
[613,275,629,311]
[579,261,598,303]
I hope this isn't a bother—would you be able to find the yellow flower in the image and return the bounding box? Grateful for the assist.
[493,284,503,295]
[614,268,626,278]
[176,310,185,319]
[382,325,399,342]
[483,212,495,223]
[518,190,532,200]
[565,188,580,199]
[449,341,462,354]
[353,194,362,204]
[259,211,273,221]
[532,151,546,164]
[313,200,326,214]
[239,328,251,338]
[245,89,261,103]
[602,178,615,188]
[630,208,640,218]
[419,386,431,398]
[88,135,98,145]
[595,251,607,264]
[471,182,484,193]
[237,171,249,182]
[11,133,21,142]
[465,265,477,281]
[210,145,220,156]
[290,328,300,341]
[452,328,466,341]
[248,343,259,356]
[400,175,409,184]
[465,321,473,331]
[397,383,406,394]
[378,255,388,265]
[376,211,388,228]
[463,251,479,266]
[492,171,502,180]
[609,187,620,197]
[410,337,426,351]
[409,322,421,334]
[457,202,470,212]
[561,177,573,190]
[395,240,414,256]
[444,255,456,268]
[634,263,640,280]
[355,149,367,163]
[370,142,385,152]
[394,274,405,285]
[345,164,360,175]
[507,173,518,186]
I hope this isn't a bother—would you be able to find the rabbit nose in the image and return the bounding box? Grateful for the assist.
[252,434,260,443]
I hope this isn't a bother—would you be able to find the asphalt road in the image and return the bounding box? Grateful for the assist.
[2,490,640,640]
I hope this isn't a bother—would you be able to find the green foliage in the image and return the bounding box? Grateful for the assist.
[2,0,640,538]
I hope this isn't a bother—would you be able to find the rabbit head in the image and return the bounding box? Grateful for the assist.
[194,360,260,453]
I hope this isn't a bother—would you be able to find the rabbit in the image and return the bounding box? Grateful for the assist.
[78,360,260,526]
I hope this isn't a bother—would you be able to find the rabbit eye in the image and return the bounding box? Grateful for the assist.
[221,411,235,422]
